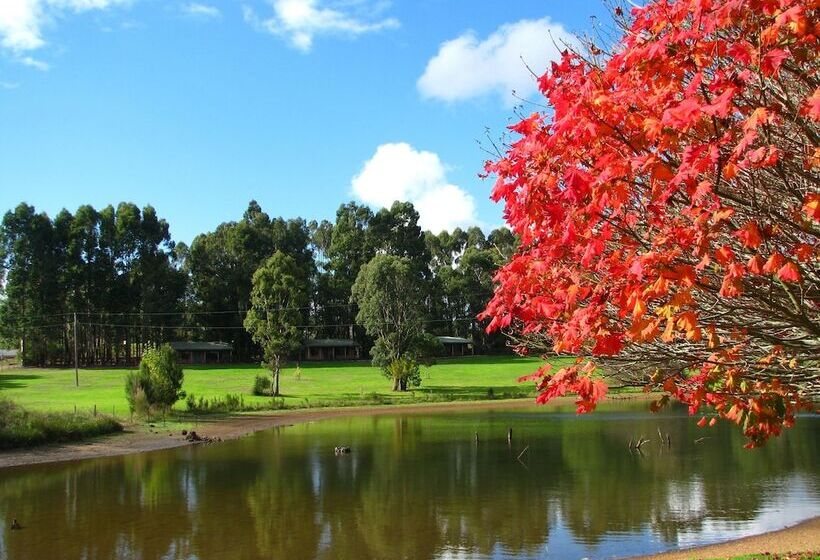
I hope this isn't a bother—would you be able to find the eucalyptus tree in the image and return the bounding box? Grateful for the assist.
[351,254,440,390]
[244,251,309,396]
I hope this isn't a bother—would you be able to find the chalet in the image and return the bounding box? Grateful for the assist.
[170,341,233,365]
[436,336,474,357]
[302,339,361,361]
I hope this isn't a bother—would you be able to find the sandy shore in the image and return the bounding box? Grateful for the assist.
[634,516,820,559]
[1,396,817,557]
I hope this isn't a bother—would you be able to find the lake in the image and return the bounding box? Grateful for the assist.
[0,400,817,559]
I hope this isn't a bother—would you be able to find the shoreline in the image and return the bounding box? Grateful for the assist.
[633,516,820,559]
[1,395,817,557]
[0,393,661,470]
[0,397,543,470]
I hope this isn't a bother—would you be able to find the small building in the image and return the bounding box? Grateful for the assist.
[436,336,474,357]
[169,341,233,365]
[302,339,361,361]
[0,349,17,360]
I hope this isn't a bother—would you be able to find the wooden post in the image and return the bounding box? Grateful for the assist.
[507,428,513,445]
[73,312,79,387]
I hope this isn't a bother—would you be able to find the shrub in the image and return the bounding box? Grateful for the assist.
[140,344,184,408]
[185,393,246,413]
[126,344,185,412]
[385,356,422,391]
[132,386,150,417]
[125,369,151,414]
[253,375,272,396]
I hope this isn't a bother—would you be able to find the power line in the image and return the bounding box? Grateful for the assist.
[11,290,498,323]
[76,317,486,330]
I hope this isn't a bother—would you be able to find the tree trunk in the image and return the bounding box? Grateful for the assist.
[392,376,400,391]
[273,355,281,397]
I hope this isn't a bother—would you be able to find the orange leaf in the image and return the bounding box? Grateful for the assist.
[777,261,801,282]
[632,298,647,319]
[747,254,765,274]
[804,193,820,221]
[762,253,785,273]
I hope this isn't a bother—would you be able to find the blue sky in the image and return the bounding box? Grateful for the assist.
[0,0,609,243]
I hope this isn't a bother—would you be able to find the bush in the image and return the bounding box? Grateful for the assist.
[132,386,150,417]
[0,397,122,450]
[253,375,272,396]
[385,356,422,391]
[125,369,151,414]
[140,344,185,408]
[126,344,185,412]
[185,393,246,414]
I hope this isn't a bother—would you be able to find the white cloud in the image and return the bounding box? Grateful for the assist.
[244,0,398,52]
[0,81,21,89]
[0,0,44,51]
[21,55,49,70]
[418,18,575,106]
[182,3,220,19]
[351,143,480,233]
[0,0,130,60]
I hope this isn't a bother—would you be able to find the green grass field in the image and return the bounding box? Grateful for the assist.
[0,356,566,419]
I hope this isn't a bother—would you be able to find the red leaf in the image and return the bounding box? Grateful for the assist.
[592,333,624,356]
[777,261,801,282]
[760,48,789,76]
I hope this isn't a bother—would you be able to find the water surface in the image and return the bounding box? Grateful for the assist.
[0,400,817,559]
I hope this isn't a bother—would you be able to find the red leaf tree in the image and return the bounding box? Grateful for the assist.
[481,0,819,446]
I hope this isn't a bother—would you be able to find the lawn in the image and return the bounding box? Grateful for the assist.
[0,355,566,419]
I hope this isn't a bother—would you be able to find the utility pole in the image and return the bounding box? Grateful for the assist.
[73,312,79,387]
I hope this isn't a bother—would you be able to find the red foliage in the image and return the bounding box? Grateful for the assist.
[482,0,819,446]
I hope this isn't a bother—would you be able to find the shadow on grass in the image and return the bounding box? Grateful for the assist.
[434,355,544,365]
[184,355,545,373]
[185,361,377,373]
[420,385,534,399]
[0,373,43,389]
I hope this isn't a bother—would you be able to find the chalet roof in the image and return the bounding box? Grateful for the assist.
[169,341,233,352]
[0,349,17,358]
[436,336,472,345]
[303,339,359,348]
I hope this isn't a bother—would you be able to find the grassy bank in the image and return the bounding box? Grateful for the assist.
[0,356,567,419]
[0,397,122,450]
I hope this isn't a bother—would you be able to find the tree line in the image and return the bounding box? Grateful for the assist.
[0,199,516,366]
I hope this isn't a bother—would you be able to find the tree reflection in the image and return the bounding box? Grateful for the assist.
[0,405,816,559]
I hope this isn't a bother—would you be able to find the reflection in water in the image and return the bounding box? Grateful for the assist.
[0,401,817,559]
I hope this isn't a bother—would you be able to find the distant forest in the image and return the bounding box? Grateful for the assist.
[0,200,517,366]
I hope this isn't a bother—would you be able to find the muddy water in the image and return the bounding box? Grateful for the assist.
[0,401,817,559]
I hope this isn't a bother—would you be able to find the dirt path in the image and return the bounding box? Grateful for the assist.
[633,516,820,559]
